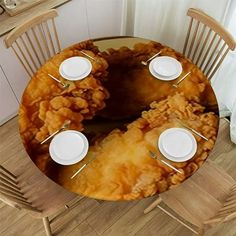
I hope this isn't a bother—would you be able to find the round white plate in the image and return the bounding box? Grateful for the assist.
[59,56,92,81]
[49,130,89,165]
[149,56,182,81]
[158,128,197,162]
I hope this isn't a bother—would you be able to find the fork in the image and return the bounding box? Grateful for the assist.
[149,151,183,174]
[172,71,191,88]
[48,74,69,89]
[141,51,162,66]
[40,120,71,145]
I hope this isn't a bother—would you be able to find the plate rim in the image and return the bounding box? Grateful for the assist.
[49,130,89,165]
[153,56,180,77]
[59,56,92,81]
[149,56,182,81]
[158,127,197,162]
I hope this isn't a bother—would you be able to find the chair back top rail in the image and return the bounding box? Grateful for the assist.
[4,9,61,77]
[5,9,58,48]
[187,8,235,50]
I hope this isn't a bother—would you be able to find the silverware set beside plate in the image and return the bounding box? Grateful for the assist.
[148,119,208,174]
[47,51,100,89]
[141,50,192,87]
[149,150,183,174]
[40,119,92,178]
[40,120,71,144]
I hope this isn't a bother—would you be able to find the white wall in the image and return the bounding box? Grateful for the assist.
[125,0,233,51]
[86,0,123,38]
[0,65,18,125]
[56,0,124,48]
[56,0,89,49]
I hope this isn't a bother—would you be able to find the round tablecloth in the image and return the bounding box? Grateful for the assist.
[19,36,219,201]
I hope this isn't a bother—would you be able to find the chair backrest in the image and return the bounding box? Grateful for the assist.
[183,8,235,80]
[0,165,41,213]
[205,184,236,226]
[4,9,61,77]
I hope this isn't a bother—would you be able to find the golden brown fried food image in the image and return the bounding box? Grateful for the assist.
[57,93,219,200]
[99,41,217,119]
[19,40,109,175]
[19,39,219,201]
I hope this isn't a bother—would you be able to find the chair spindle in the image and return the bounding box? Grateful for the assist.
[19,35,38,72]
[202,37,222,73]
[192,24,206,62]
[44,21,56,55]
[206,42,227,77]
[25,31,42,66]
[38,24,51,59]
[32,27,47,62]
[199,32,218,69]
[187,20,200,58]
[195,28,212,65]
[52,18,61,52]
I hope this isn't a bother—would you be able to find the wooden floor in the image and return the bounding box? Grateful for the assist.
[0,117,236,236]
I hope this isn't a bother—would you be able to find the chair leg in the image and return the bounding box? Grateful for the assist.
[198,227,205,236]
[42,217,52,236]
[144,196,162,214]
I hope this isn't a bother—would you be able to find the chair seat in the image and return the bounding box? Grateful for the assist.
[160,161,235,227]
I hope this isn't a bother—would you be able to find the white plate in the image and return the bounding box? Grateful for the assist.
[59,57,92,81]
[158,128,197,162]
[49,130,89,165]
[149,56,182,81]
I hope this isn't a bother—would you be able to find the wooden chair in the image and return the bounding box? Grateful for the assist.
[183,8,235,80]
[4,9,61,77]
[144,119,236,235]
[0,163,82,236]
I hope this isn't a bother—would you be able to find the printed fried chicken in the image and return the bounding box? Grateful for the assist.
[57,93,219,200]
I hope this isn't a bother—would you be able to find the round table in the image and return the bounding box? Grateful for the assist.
[19,36,219,201]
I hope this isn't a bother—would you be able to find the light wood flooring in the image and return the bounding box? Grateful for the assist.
[0,117,236,236]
